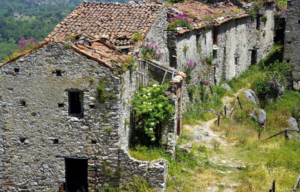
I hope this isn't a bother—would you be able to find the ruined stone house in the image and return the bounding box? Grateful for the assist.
[0,0,277,191]
[284,0,300,89]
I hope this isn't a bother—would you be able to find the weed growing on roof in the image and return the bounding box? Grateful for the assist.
[184,60,196,84]
[202,11,214,22]
[131,31,143,42]
[167,12,193,31]
[140,40,162,61]
[131,83,174,145]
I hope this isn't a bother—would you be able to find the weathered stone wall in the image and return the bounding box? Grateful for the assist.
[284,0,300,89]
[0,43,169,191]
[168,5,275,107]
[145,8,169,64]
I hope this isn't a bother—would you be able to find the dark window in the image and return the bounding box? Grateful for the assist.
[256,16,261,30]
[21,101,26,107]
[223,48,226,62]
[213,50,217,59]
[20,138,26,143]
[58,103,64,107]
[196,34,201,51]
[89,104,95,109]
[68,91,83,117]
[235,57,238,65]
[288,41,292,44]
[298,20,300,24]
[53,139,59,144]
[213,27,218,45]
[91,140,97,144]
[287,59,290,63]
[121,49,129,55]
[251,50,257,65]
[56,70,62,76]
[14,68,19,73]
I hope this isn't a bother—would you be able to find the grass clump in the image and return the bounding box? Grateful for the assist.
[131,31,143,42]
[167,12,193,31]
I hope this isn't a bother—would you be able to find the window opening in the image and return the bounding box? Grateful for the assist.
[235,57,238,65]
[287,59,290,63]
[91,140,97,144]
[251,50,257,65]
[58,103,64,107]
[53,139,59,144]
[121,49,129,55]
[68,91,83,117]
[89,104,95,109]
[213,27,218,45]
[56,70,62,76]
[256,16,261,30]
[21,101,26,107]
[196,33,201,52]
[14,68,19,73]
[213,50,217,59]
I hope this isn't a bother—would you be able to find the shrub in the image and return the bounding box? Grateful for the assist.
[131,84,174,144]
[252,77,270,100]
[261,15,267,22]
[96,78,108,103]
[188,85,197,100]
[205,53,213,65]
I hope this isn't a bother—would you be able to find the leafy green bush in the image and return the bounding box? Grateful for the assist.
[205,53,213,65]
[131,84,174,145]
[252,78,270,100]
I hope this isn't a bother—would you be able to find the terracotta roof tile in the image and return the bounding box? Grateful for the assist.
[46,2,164,46]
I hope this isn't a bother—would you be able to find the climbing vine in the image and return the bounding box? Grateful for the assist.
[132,84,174,144]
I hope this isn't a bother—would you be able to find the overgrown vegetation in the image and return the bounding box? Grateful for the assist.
[183,60,196,84]
[131,31,143,42]
[167,13,193,31]
[141,40,162,61]
[205,53,213,65]
[131,83,174,145]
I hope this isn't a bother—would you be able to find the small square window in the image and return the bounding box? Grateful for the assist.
[91,140,97,144]
[89,104,95,109]
[53,139,59,144]
[14,68,19,73]
[287,59,290,63]
[21,101,26,107]
[56,70,62,76]
[58,103,64,107]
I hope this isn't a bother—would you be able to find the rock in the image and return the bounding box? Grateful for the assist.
[219,182,227,186]
[221,83,231,91]
[250,109,266,126]
[243,89,258,105]
[178,143,192,153]
[267,81,285,99]
[288,117,299,131]
[209,108,216,114]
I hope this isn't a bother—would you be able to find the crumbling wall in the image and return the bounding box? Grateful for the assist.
[284,0,300,89]
[168,4,275,108]
[0,43,170,192]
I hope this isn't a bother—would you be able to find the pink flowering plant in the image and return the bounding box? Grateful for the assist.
[184,60,196,84]
[3,37,41,62]
[167,12,193,31]
[141,40,163,61]
[198,75,210,86]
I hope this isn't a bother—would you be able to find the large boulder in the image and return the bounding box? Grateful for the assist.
[244,89,259,105]
[250,109,266,126]
[221,83,231,91]
[288,117,299,131]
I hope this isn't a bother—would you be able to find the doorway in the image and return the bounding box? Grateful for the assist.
[251,50,257,65]
[65,158,88,192]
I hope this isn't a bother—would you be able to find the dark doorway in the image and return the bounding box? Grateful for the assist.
[251,50,257,65]
[65,158,88,192]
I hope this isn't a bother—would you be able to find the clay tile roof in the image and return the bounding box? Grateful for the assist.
[46,2,164,46]
[170,0,241,24]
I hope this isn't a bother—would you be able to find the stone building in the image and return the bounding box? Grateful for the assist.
[0,2,183,192]
[284,0,300,89]
[0,0,276,191]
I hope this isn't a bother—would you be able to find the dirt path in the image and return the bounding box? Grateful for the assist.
[183,90,246,192]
